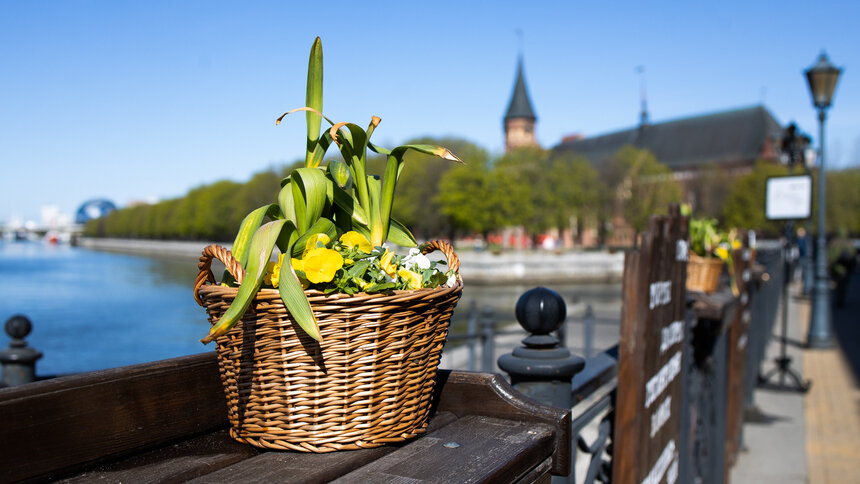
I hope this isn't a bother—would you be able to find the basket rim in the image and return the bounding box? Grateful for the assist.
[197,278,464,303]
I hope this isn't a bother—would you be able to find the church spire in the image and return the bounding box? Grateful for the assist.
[637,65,649,126]
[504,57,538,152]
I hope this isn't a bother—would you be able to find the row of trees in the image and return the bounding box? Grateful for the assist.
[86,137,860,243]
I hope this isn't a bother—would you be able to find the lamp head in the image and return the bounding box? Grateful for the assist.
[805,51,843,110]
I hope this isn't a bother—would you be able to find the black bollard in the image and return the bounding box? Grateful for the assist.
[0,315,43,387]
[498,287,585,410]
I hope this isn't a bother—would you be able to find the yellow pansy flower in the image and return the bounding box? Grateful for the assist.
[397,268,423,290]
[301,233,331,258]
[379,249,398,278]
[715,246,730,261]
[731,239,741,250]
[263,253,286,288]
[339,231,372,253]
[302,247,344,284]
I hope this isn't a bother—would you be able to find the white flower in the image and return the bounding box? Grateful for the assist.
[402,251,431,271]
[412,254,432,270]
[446,272,457,287]
[408,247,421,256]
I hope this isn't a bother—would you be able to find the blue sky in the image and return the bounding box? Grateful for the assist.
[2,1,859,224]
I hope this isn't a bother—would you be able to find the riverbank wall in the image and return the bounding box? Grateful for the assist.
[78,237,625,284]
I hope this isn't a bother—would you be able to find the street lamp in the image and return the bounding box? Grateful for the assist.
[804,51,842,349]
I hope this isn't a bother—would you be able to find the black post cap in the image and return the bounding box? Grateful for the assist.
[5,315,33,342]
[515,287,567,335]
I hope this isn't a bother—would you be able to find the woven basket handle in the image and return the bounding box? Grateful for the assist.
[420,240,460,273]
[194,244,245,306]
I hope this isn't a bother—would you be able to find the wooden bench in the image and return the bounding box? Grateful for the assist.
[0,352,570,483]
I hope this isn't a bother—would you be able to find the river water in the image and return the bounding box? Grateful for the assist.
[0,240,621,376]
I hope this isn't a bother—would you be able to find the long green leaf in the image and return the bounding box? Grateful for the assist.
[388,218,417,247]
[202,220,287,344]
[305,37,323,167]
[379,144,463,243]
[350,219,372,241]
[330,122,370,213]
[278,181,298,228]
[278,252,322,341]
[367,176,384,247]
[308,129,334,169]
[291,167,327,233]
[332,183,368,226]
[231,204,278,269]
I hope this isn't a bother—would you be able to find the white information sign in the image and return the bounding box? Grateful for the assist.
[765,175,812,220]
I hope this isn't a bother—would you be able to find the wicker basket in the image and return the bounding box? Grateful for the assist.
[193,240,463,452]
[686,254,724,293]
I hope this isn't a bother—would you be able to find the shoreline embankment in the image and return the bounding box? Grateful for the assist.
[77,237,625,284]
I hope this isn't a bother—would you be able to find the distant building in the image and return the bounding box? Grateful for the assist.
[501,59,795,246]
[555,104,783,175]
[554,105,785,222]
[504,58,538,153]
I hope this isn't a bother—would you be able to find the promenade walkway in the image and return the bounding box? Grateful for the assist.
[733,273,860,483]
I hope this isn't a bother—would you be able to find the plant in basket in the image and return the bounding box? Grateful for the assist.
[193,37,464,452]
[687,217,741,295]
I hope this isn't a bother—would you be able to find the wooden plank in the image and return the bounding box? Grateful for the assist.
[0,352,226,483]
[183,411,458,484]
[613,205,689,484]
[0,352,569,482]
[330,415,555,484]
[432,370,571,477]
[62,430,258,484]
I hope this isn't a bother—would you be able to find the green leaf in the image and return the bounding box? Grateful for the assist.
[367,176,384,247]
[365,282,396,293]
[278,180,298,228]
[328,159,352,190]
[231,204,279,269]
[202,220,288,344]
[291,167,327,233]
[330,122,371,212]
[387,218,417,247]
[278,249,322,341]
[308,129,334,169]
[368,141,390,155]
[379,144,463,246]
[332,183,368,226]
[305,37,323,167]
[347,259,371,278]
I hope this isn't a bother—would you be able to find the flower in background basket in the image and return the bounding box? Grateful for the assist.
[199,37,463,345]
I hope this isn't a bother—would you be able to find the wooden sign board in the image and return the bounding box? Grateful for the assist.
[613,205,689,484]
[724,240,753,468]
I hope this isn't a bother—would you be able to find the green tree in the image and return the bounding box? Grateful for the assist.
[721,160,789,234]
[605,145,681,233]
[436,155,525,238]
[687,162,733,219]
[545,150,604,234]
[394,137,489,239]
[825,168,860,234]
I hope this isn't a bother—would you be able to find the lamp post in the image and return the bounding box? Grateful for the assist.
[804,51,842,349]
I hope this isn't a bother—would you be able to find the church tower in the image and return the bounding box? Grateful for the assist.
[504,57,538,152]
